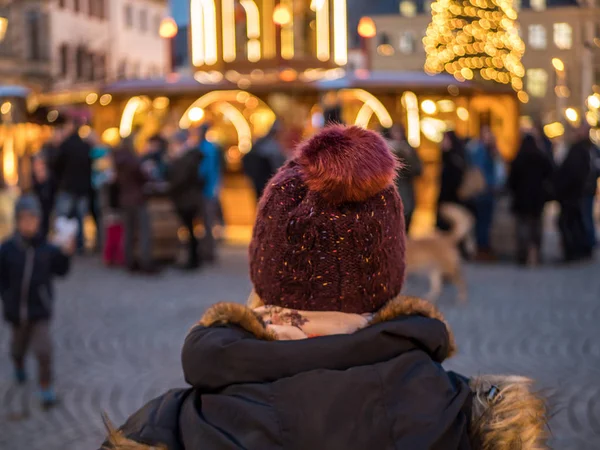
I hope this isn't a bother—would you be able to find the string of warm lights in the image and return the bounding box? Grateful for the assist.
[423,0,525,93]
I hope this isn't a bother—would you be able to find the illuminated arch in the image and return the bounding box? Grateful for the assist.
[179,90,275,153]
[119,95,151,138]
[338,89,393,129]
[191,0,218,66]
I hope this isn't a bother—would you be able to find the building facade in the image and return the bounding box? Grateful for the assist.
[48,0,168,91]
[368,0,600,124]
[0,0,169,91]
[0,0,52,90]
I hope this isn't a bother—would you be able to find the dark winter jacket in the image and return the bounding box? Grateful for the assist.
[166,149,203,212]
[555,138,593,205]
[508,135,555,216]
[243,135,286,199]
[114,148,149,208]
[55,132,93,196]
[0,235,70,325]
[390,139,422,215]
[438,147,466,205]
[33,174,56,215]
[101,296,547,450]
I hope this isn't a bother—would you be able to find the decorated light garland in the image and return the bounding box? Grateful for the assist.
[423,0,525,92]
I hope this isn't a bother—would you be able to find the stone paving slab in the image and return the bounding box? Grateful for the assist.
[0,246,599,450]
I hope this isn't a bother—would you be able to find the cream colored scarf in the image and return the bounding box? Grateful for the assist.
[253,305,372,340]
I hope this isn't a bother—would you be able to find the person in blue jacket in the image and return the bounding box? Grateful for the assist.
[467,125,502,259]
[195,123,222,262]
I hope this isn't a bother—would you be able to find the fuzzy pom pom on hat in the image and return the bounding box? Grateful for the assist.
[249,125,406,314]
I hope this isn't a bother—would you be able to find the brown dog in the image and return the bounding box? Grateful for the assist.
[405,203,474,303]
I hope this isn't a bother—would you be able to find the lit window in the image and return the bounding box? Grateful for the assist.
[399,1,417,17]
[399,32,416,54]
[377,33,395,56]
[526,69,548,98]
[554,23,573,49]
[528,24,546,49]
[530,0,546,11]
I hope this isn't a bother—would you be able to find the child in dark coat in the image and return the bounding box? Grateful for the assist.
[0,195,73,408]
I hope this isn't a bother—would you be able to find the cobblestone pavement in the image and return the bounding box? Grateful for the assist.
[0,245,599,450]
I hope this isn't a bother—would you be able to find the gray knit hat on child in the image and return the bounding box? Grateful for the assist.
[15,195,42,218]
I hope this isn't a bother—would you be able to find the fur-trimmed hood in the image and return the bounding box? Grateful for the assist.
[102,295,547,450]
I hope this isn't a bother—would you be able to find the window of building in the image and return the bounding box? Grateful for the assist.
[424,0,432,12]
[131,62,140,79]
[140,9,148,32]
[399,0,417,17]
[74,0,81,13]
[377,33,395,56]
[530,0,546,11]
[88,0,94,17]
[95,53,106,80]
[513,0,521,10]
[154,14,162,35]
[99,0,106,19]
[399,32,416,54]
[75,46,85,79]
[554,23,573,49]
[118,60,127,79]
[526,68,548,98]
[59,44,69,76]
[124,4,133,28]
[26,11,42,61]
[528,24,546,49]
[58,0,67,8]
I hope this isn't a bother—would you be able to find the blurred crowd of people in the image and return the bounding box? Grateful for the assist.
[380,119,599,266]
[435,123,599,265]
[28,116,235,273]
[22,112,600,273]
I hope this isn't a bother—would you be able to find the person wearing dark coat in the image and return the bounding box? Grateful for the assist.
[0,195,72,409]
[508,134,554,265]
[54,121,93,251]
[556,125,594,261]
[582,143,600,249]
[383,124,423,231]
[100,126,547,450]
[166,131,204,269]
[437,130,467,231]
[113,137,154,272]
[243,121,286,201]
[31,155,56,240]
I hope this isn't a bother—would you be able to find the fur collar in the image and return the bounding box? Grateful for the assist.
[198,294,458,358]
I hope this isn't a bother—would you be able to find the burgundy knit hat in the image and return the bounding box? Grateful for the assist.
[249,125,406,314]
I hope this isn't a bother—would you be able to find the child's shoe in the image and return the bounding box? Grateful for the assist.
[40,387,59,410]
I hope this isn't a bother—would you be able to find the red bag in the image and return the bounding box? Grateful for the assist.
[103,222,124,266]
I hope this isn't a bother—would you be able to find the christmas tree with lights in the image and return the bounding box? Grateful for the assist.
[423,0,525,92]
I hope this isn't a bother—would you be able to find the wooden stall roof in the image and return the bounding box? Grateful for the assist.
[100,71,516,97]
